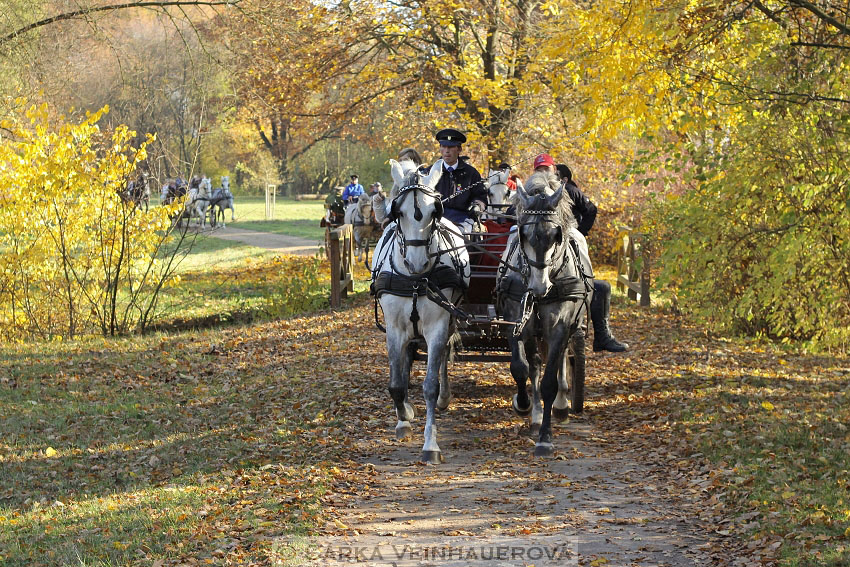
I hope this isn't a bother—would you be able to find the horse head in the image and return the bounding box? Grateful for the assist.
[199,177,212,198]
[389,158,444,275]
[357,193,373,224]
[486,168,511,219]
[516,171,577,296]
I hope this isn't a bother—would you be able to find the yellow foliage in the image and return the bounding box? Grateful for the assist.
[0,101,181,339]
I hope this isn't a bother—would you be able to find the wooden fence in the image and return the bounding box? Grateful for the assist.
[616,226,651,307]
[326,225,355,308]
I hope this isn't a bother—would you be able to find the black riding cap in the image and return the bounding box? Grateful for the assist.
[435,128,466,147]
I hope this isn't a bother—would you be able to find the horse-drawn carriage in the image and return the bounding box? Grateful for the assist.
[161,175,235,229]
[369,158,593,463]
[322,189,383,262]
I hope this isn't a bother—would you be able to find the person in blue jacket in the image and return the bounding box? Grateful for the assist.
[342,174,364,205]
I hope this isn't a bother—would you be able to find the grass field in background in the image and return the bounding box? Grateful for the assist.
[160,196,328,242]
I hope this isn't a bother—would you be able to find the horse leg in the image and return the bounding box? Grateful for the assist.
[509,334,532,416]
[230,202,235,222]
[553,352,571,422]
[387,332,415,440]
[421,351,444,464]
[436,330,456,411]
[420,316,450,465]
[528,341,544,438]
[535,324,569,457]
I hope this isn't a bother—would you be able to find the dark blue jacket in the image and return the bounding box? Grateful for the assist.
[432,159,485,225]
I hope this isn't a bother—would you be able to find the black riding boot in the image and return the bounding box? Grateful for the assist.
[591,280,629,352]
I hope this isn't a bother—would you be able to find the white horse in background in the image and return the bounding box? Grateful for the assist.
[211,176,235,227]
[370,159,470,464]
[186,176,212,228]
[344,194,377,262]
[485,169,512,221]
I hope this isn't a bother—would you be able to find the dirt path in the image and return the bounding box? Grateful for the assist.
[202,231,752,566]
[289,378,730,567]
[207,225,322,256]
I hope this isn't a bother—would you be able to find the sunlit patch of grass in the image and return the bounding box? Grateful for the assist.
[215,197,327,241]
[1,486,206,566]
[151,251,332,330]
[167,233,282,273]
[669,360,850,566]
[0,317,351,566]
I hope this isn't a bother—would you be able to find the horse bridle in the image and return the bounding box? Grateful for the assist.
[391,183,443,260]
[511,208,591,336]
[517,209,569,281]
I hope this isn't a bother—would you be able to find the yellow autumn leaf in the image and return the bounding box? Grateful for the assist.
[590,558,610,566]
[333,519,349,530]
[761,401,775,411]
[44,447,57,457]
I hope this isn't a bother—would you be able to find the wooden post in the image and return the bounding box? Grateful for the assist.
[327,225,354,308]
[265,184,276,220]
[639,237,651,307]
[616,227,651,306]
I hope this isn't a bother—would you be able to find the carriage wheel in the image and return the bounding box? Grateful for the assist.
[569,330,586,414]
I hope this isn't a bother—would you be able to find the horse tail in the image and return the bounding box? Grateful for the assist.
[447,330,462,364]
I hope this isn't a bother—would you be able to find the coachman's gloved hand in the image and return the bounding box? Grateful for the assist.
[468,202,484,218]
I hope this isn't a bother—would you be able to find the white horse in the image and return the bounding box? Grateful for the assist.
[211,176,235,227]
[344,194,377,262]
[186,176,212,228]
[485,169,512,221]
[370,158,470,464]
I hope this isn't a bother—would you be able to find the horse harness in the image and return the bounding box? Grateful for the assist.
[371,184,471,335]
[499,209,593,338]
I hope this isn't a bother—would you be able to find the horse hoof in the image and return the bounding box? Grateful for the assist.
[437,396,451,412]
[534,443,555,457]
[552,406,571,422]
[395,422,412,440]
[403,402,416,421]
[420,450,443,465]
[512,394,531,417]
[529,423,541,438]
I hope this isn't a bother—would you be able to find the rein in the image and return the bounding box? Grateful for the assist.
[371,183,471,331]
[509,207,593,337]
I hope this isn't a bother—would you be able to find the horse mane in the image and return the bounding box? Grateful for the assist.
[390,158,421,200]
[517,171,577,231]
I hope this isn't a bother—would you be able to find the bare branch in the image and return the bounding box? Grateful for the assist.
[0,0,239,46]
[789,0,850,36]
[792,41,850,49]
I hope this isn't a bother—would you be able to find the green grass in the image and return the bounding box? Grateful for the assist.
[0,323,342,566]
[665,357,850,565]
[160,196,328,241]
[165,232,285,273]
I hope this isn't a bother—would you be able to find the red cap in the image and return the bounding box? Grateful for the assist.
[533,153,555,169]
